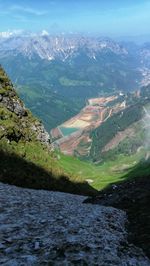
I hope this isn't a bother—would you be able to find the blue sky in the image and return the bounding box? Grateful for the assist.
[0,0,150,36]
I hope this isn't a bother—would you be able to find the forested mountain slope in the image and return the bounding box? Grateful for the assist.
[90,86,150,162]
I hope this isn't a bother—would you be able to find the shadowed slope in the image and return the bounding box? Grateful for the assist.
[84,161,150,257]
[0,66,97,196]
[0,150,97,196]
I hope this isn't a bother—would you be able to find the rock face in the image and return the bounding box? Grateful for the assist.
[30,122,50,145]
[84,175,150,259]
[1,93,27,117]
[0,65,50,145]
[0,183,149,266]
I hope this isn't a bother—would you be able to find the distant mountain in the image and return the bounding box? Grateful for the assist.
[0,33,128,60]
[0,32,150,130]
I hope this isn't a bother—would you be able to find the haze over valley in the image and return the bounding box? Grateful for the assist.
[0,0,150,264]
[0,31,150,131]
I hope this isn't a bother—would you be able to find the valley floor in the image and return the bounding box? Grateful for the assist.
[0,183,150,265]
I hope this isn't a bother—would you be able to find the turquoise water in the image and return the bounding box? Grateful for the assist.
[60,127,79,136]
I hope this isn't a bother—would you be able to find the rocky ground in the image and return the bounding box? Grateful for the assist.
[0,182,150,266]
[84,175,150,259]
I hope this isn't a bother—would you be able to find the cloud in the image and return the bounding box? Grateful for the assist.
[10,5,48,16]
[12,14,29,23]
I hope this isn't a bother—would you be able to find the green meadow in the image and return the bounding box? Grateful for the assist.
[57,149,147,190]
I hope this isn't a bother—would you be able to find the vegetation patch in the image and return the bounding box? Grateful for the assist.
[56,149,146,190]
[90,103,144,161]
[59,77,92,87]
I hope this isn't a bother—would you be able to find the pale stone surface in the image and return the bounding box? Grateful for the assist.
[33,123,50,144]
[0,182,149,265]
[1,96,27,116]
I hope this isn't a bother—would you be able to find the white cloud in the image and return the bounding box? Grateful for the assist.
[10,5,48,16]
[41,30,49,36]
[0,29,23,38]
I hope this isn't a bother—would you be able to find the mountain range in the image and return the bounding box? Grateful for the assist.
[1,32,150,130]
[0,31,129,60]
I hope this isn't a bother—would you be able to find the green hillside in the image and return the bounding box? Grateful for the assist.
[56,147,148,190]
[16,83,82,131]
[0,66,97,196]
[90,88,150,162]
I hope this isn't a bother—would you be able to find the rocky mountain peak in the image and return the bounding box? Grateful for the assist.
[0,33,128,61]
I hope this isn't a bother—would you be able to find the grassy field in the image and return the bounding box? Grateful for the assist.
[59,77,92,87]
[56,149,147,190]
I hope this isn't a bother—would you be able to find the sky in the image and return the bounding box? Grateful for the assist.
[0,0,150,37]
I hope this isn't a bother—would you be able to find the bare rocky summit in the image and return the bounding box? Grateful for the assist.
[0,182,150,266]
[0,33,128,61]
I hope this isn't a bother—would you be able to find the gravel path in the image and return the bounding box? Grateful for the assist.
[0,183,150,265]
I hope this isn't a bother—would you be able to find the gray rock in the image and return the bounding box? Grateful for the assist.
[34,241,40,250]
[0,243,5,249]
[31,123,50,145]
[21,255,37,264]
[2,96,14,112]
[13,99,26,116]
[5,247,15,254]
[2,259,19,266]
[1,96,26,117]
[0,182,150,265]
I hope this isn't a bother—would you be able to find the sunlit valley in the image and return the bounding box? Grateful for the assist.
[0,1,150,265]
